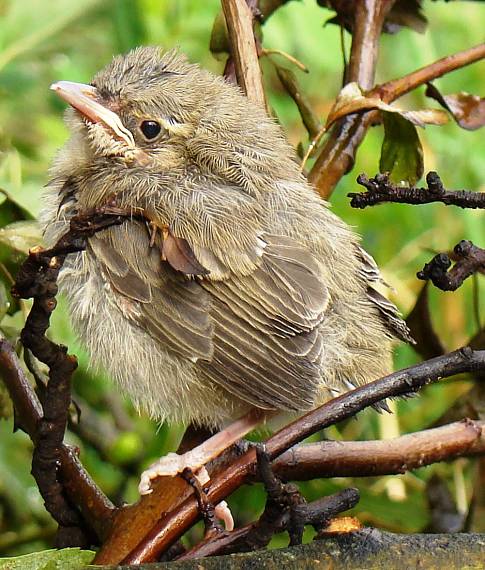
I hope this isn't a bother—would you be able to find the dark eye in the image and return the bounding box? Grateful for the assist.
[140,120,162,140]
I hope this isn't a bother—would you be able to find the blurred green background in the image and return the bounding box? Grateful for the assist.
[0,0,483,556]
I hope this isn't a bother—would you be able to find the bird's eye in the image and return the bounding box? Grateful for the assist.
[140,120,162,140]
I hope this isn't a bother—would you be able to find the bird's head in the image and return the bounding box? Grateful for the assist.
[50,46,301,204]
[51,47,215,172]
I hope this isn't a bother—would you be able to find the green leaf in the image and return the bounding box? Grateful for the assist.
[0,548,95,570]
[0,190,35,227]
[0,220,42,255]
[379,112,424,186]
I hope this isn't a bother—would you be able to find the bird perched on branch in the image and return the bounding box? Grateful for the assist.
[42,46,412,492]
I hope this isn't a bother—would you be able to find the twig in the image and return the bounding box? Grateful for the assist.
[14,253,84,541]
[0,338,115,541]
[308,42,485,198]
[262,48,308,72]
[222,0,267,109]
[376,43,485,104]
[348,172,485,209]
[270,419,485,481]
[417,240,485,292]
[275,65,321,139]
[8,207,125,543]
[119,347,485,563]
[178,488,359,560]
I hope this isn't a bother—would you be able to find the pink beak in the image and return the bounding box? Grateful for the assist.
[50,81,135,147]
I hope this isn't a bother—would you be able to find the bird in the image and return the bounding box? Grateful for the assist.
[42,46,412,493]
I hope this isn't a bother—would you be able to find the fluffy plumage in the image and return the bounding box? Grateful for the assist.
[42,47,412,428]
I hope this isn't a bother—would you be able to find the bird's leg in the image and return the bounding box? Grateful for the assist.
[138,408,267,495]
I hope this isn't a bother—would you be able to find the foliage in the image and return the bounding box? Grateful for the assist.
[0,0,483,558]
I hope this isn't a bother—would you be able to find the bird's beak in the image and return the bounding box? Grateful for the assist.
[50,81,135,148]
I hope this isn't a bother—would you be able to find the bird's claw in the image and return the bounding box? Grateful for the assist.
[138,452,193,495]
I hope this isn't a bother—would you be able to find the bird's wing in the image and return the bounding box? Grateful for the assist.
[356,245,414,343]
[197,234,329,411]
[90,223,329,411]
[89,222,214,362]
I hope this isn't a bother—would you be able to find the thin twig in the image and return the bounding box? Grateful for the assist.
[348,172,485,209]
[418,240,485,292]
[376,43,485,104]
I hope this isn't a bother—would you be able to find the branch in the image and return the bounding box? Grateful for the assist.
[0,338,115,541]
[346,0,395,90]
[119,348,485,564]
[222,0,267,109]
[5,207,126,542]
[348,172,485,209]
[308,42,485,198]
[307,0,395,197]
[376,42,485,104]
[178,488,360,560]
[271,419,485,481]
[417,240,485,291]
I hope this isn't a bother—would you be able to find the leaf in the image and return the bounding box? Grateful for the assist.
[0,548,95,570]
[379,112,424,186]
[209,10,230,57]
[0,220,42,255]
[426,83,485,131]
[405,282,445,360]
[0,189,35,226]
[326,82,448,129]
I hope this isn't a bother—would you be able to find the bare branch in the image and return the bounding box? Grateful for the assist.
[376,43,485,104]
[348,172,485,209]
[222,0,267,109]
[271,419,485,481]
[418,240,485,291]
[0,338,115,541]
[178,488,360,560]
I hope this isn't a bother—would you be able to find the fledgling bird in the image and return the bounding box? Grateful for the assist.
[42,47,412,491]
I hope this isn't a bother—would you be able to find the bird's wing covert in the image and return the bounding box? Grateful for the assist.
[197,235,329,411]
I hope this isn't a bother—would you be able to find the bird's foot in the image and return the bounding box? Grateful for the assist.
[138,454,235,531]
[182,466,234,534]
[138,451,199,494]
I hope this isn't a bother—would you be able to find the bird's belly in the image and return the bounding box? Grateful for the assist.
[58,252,247,426]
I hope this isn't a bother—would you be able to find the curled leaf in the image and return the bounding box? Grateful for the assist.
[326,82,448,129]
[426,83,485,131]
